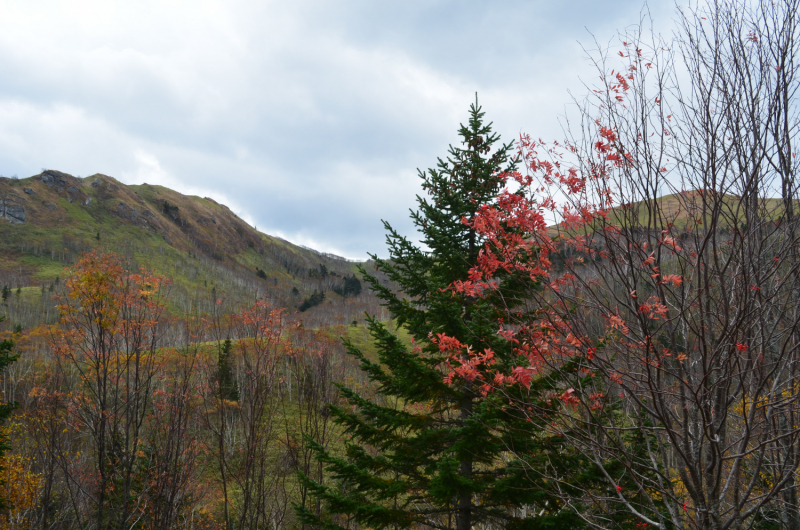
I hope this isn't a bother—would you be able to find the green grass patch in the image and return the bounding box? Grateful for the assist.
[18,255,69,281]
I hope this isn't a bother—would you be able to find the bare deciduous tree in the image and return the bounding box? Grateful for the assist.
[443,1,800,529]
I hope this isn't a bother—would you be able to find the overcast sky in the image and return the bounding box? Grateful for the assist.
[0,0,674,259]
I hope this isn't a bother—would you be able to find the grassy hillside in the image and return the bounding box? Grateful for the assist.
[0,170,381,328]
[547,191,795,239]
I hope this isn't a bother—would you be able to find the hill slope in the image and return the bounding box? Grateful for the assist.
[0,170,380,328]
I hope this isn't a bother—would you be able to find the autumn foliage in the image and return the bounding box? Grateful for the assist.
[439,1,800,528]
[0,1,797,529]
[0,251,353,529]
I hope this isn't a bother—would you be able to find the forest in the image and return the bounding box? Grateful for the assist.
[1,0,800,528]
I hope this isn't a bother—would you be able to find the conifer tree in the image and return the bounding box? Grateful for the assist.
[298,99,594,529]
[218,338,239,402]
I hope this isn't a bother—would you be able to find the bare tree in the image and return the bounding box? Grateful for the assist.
[52,253,169,529]
[280,325,343,526]
[141,339,206,530]
[204,299,288,529]
[444,1,800,529]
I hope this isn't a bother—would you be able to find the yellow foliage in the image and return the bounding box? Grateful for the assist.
[0,452,42,529]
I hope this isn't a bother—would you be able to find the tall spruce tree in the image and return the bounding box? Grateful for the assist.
[297,100,595,530]
[218,338,239,402]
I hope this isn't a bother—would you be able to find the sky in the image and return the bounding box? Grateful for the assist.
[0,0,674,259]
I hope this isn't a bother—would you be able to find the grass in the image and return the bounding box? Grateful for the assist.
[0,173,382,336]
[0,286,46,306]
[18,255,67,280]
[549,192,799,238]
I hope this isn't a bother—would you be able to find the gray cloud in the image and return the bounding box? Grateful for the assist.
[0,0,674,258]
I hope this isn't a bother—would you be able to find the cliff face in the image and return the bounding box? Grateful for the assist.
[0,197,26,224]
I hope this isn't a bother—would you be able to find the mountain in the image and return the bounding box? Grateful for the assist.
[0,170,381,329]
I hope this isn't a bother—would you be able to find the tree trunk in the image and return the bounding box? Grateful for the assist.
[457,393,472,530]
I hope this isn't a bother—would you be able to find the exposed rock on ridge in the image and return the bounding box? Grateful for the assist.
[0,198,26,224]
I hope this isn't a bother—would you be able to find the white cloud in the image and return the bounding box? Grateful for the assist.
[0,0,676,257]
[127,150,171,186]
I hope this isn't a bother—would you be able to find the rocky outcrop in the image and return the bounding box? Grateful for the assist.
[115,202,154,228]
[0,198,26,224]
[36,170,90,207]
[39,170,74,189]
[197,216,217,226]
[117,202,140,221]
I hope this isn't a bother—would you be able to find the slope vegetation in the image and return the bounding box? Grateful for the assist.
[0,170,378,328]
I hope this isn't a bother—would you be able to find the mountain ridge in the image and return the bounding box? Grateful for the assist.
[0,170,380,329]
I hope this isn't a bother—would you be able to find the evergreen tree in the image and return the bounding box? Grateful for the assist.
[333,275,362,298]
[218,338,239,402]
[298,100,592,530]
[299,290,326,312]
